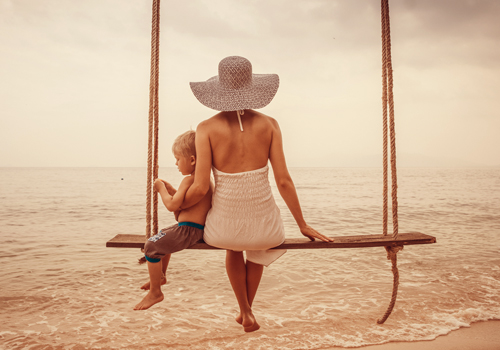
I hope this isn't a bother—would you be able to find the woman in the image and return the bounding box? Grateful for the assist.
[182,56,333,332]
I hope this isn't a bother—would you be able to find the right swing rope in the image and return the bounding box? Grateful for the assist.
[378,0,401,325]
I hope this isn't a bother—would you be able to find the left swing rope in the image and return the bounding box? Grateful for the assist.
[146,0,161,242]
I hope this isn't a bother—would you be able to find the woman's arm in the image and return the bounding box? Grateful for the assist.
[269,119,334,242]
[155,177,193,212]
[181,121,212,209]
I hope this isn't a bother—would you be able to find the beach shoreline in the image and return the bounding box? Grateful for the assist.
[346,320,500,350]
[2,167,499,349]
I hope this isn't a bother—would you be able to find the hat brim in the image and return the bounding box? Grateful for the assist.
[190,74,279,112]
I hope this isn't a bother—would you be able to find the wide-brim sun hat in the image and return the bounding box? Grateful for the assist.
[190,56,279,112]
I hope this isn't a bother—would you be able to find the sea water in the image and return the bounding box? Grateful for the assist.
[0,167,499,349]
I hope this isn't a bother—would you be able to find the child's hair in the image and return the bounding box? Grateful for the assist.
[172,130,196,158]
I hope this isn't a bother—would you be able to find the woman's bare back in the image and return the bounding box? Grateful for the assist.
[205,110,276,173]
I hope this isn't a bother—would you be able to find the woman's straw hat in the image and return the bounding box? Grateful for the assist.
[190,56,279,112]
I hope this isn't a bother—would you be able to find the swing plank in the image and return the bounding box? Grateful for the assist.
[106,232,435,249]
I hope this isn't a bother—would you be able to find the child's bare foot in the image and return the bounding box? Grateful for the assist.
[140,275,167,290]
[133,291,164,310]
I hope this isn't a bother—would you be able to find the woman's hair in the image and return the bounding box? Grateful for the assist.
[172,130,196,158]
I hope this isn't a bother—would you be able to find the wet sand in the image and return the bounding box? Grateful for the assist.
[353,320,500,350]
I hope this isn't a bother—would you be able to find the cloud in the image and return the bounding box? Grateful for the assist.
[388,0,500,69]
[0,0,499,167]
[396,0,500,39]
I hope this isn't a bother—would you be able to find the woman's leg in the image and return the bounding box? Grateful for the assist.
[242,260,264,332]
[235,259,264,320]
[134,261,165,310]
[246,260,264,307]
[225,250,256,328]
[226,251,264,331]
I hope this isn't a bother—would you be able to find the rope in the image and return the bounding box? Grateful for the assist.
[385,0,399,240]
[377,245,403,324]
[381,0,398,239]
[146,0,161,240]
[152,0,160,237]
[381,0,389,237]
[378,0,401,324]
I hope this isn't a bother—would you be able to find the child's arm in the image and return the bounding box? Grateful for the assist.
[157,180,181,220]
[161,179,177,196]
[154,177,194,212]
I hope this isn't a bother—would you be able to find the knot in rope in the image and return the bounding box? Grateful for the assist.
[385,245,403,260]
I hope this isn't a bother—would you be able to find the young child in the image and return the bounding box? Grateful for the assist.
[134,130,212,311]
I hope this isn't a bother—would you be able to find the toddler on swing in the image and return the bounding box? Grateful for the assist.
[134,130,212,310]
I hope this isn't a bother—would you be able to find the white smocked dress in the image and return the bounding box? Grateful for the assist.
[203,165,286,266]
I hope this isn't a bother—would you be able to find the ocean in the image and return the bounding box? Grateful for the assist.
[1,167,499,349]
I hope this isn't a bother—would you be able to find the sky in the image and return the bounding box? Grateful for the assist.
[1,0,499,167]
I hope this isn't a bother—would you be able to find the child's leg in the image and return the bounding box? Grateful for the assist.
[141,254,171,290]
[161,254,171,275]
[134,261,165,310]
[225,250,259,330]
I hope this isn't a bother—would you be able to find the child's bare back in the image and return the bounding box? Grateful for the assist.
[176,175,212,226]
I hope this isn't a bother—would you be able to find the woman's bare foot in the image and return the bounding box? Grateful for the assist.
[140,275,167,290]
[235,312,257,327]
[238,312,256,328]
[244,321,261,333]
[236,312,260,332]
[133,291,164,310]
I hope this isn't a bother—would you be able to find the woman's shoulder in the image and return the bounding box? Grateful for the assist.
[197,112,228,129]
[251,110,280,128]
[196,110,280,132]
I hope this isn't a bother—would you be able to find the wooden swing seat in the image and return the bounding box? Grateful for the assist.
[106,231,435,250]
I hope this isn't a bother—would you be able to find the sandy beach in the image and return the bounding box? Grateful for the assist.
[353,320,500,350]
